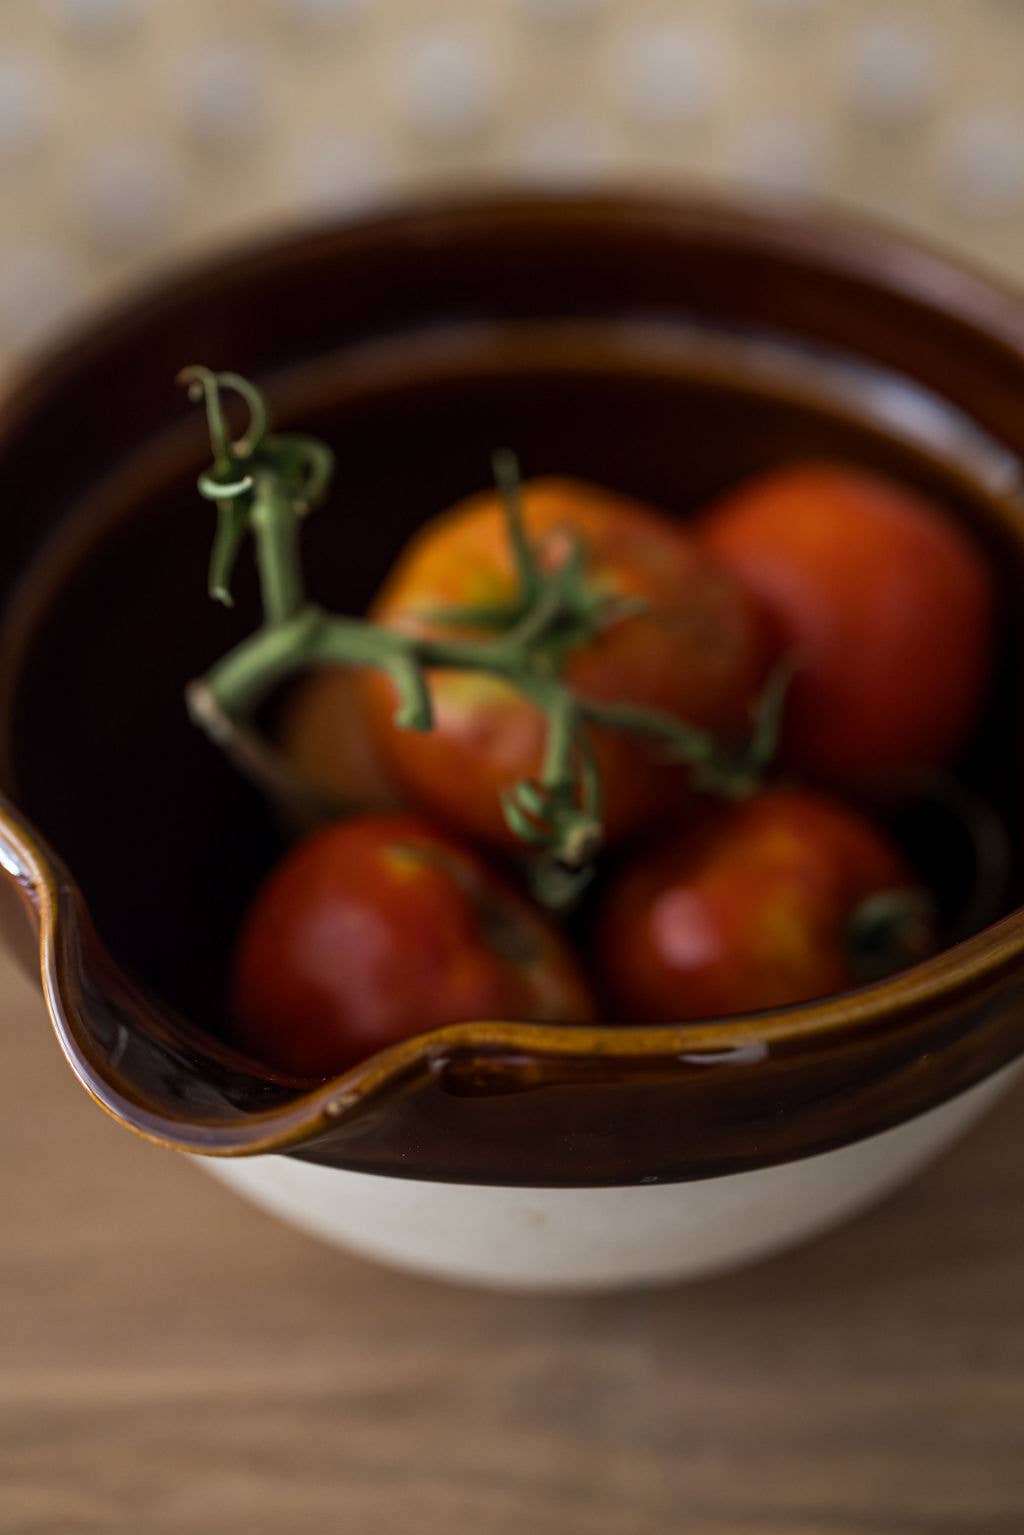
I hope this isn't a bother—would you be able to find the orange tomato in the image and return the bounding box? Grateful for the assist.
[278,666,401,812]
[596,788,932,1023]
[362,478,772,852]
[699,462,994,780]
[232,813,595,1077]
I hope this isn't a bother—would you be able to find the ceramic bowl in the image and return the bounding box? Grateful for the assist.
[2,193,1024,1290]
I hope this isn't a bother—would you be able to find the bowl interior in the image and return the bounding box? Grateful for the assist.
[4,197,1024,1182]
[5,313,1023,1040]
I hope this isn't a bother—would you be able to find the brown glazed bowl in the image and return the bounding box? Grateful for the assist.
[3,191,1024,1289]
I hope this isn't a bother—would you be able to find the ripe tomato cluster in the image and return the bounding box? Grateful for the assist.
[233,461,994,1079]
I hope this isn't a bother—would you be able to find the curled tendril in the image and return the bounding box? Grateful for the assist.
[502,786,602,862]
[180,366,334,609]
[502,714,604,876]
[272,435,335,517]
[177,365,269,463]
[197,470,254,502]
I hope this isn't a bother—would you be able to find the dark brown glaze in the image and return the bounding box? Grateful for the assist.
[3,191,1024,1185]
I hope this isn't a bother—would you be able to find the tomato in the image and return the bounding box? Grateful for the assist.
[698,462,994,781]
[360,477,771,851]
[278,666,401,811]
[596,789,933,1022]
[232,813,595,1076]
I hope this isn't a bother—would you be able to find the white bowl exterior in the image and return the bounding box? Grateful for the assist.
[198,1062,1020,1291]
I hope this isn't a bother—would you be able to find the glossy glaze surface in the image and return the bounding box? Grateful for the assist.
[3,193,1024,1184]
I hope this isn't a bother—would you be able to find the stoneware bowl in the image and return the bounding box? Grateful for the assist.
[2,192,1024,1291]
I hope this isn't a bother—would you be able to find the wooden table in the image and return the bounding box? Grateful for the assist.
[3,951,1023,1535]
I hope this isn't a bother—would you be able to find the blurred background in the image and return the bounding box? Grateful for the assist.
[4,0,1024,367]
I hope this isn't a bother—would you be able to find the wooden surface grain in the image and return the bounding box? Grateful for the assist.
[2,951,1023,1535]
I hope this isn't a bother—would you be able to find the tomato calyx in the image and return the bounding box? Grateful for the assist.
[846,886,937,985]
[180,367,789,906]
[419,449,653,672]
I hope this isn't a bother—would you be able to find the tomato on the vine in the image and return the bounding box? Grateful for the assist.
[232,814,595,1076]
[596,788,934,1023]
[698,462,994,780]
[277,665,400,811]
[358,478,773,851]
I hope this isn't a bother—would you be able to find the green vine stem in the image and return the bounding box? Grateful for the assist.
[181,368,789,906]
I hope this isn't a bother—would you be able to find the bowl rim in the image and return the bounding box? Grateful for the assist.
[3,185,1024,1164]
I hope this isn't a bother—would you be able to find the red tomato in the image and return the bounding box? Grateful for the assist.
[699,462,994,780]
[232,814,595,1076]
[596,789,932,1022]
[362,478,772,851]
